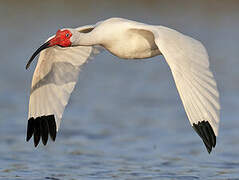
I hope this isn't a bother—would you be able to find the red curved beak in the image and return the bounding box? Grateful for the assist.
[26,29,71,70]
[48,31,62,47]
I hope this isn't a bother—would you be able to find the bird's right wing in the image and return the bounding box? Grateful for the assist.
[27,27,101,147]
[151,26,220,153]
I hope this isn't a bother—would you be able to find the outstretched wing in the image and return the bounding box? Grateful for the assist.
[152,26,220,153]
[26,26,101,147]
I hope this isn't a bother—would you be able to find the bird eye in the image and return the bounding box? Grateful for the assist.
[66,33,70,37]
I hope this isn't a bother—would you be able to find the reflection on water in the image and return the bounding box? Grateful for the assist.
[0,0,239,179]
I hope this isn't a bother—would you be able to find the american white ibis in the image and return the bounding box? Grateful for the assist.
[26,17,220,153]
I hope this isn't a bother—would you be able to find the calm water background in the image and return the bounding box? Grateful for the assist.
[0,0,239,179]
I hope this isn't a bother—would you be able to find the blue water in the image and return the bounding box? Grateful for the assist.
[1,1,239,179]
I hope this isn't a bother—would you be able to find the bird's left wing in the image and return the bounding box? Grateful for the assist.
[150,26,220,153]
[26,34,101,147]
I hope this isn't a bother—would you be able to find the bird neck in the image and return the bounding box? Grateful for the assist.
[74,32,99,46]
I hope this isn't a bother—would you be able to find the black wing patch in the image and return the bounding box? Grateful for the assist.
[193,121,216,153]
[26,115,57,147]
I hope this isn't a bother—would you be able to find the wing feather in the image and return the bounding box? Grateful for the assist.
[27,37,101,146]
[152,26,220,153]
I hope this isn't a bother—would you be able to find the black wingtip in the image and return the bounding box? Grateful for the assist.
[193,121,216,154]
[26,115,57,147]
[34,117,41,147]
[47,115,57,141]
[26,117,35,141]
[41,118,49,145]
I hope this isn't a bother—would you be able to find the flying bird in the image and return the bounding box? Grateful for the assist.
[26,18,220,153]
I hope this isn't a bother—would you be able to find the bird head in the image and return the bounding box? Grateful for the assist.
[48,29,73,47]
[26,29,74,69]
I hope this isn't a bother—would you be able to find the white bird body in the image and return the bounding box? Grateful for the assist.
[26,17,220,153]
[88,18,161,59]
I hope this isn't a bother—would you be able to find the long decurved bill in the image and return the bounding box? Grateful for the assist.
[26,41,50,70]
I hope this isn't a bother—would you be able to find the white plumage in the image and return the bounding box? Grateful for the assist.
[26,18,220,153]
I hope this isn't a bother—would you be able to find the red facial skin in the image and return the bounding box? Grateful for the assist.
[48,29,72,47]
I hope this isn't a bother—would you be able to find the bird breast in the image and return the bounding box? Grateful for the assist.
[102,28,161,59]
